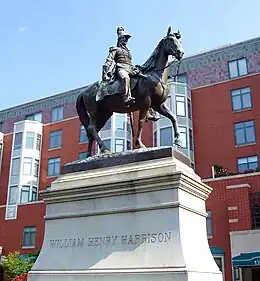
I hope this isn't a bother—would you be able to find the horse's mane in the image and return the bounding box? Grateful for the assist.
[138,38,165,73]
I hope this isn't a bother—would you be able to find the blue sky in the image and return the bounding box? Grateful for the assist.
[0,0,259,110]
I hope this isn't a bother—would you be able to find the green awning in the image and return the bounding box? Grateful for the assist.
[233,252,260,268]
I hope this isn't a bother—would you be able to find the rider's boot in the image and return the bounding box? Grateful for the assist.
[123,77,135,107]
[145,108,160,122]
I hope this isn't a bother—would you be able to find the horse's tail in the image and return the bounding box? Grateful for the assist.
[76,81,99,135]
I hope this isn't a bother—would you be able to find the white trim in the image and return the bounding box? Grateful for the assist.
[228,206,238,211]
[229,218,239,223]
[226,184,250,190]
[203,172,260,183]
[21,246,36,249]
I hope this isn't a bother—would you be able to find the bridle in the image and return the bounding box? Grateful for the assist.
[128,38,183,139]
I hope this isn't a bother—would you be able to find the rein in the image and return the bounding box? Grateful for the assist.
[128,57,182,141]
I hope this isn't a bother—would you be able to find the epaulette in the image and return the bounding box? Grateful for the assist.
[109,46,119,52]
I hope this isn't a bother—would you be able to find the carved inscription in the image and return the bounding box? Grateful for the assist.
[49,232,172,249]
[50,238,84,248]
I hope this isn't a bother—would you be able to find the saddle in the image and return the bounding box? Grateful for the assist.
[96,76,140,102]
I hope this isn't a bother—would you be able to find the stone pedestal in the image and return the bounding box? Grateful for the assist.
[28,147,223,281]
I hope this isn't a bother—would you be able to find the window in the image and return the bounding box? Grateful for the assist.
[20,185,37,204]
[0,122,3,132]
[187,99,192,119]
[189,129,193,151]
[103,139,111,151]
[11,158,20,176]
[228,58,248,79]
[231,87,252,111]
[176,96,186,116]
[20,186,30,204]
[250,192,260,229]
[160,127,172,147]
[126,115,132,132]
[36,134,41,150]
[23,157,32,176]
[115,139,124,152]
[22,226,36,247]
[79,152,88,160]
[165,96,172,111]
[14,132,23,150]
[153,132,157,147]
[214,257,224,273]
[34,159,39,177]
[174,73,188,84]
[51,106,64,122]
[179,127,187,148]
[49,130,62,149]
[116,114,125,130]
[47,157,60,177]
[234,120,256,145]
[127,141,131,150]
[25,132,35,149]
[234,267,241,281]
[102,118,112,131]
[31,187,37,202]
[79,125,88,143]
[237,156,258,172]
[26,112,42,122]
[206,210,213,237]
[8,185,18,204]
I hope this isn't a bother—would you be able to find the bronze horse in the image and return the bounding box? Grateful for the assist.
[76,26,184,157]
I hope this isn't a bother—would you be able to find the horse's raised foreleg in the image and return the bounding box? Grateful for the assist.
[135,105,150,149]
[155,102,182,147]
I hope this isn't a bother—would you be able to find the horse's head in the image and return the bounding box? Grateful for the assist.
[163,26,184,60]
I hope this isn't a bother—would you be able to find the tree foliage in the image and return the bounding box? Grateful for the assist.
[2,251,34,280]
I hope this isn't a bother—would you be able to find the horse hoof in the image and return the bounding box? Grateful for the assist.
[174,139,182,147]
[136,143,146,149]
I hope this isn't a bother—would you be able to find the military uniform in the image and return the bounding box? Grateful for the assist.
[102,26,142,106]
[102,26,159,121]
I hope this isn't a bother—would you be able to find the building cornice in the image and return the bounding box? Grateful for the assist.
[0,85,90,123]
[170,36,260,74]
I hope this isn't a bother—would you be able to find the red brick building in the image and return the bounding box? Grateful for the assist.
[0,36,260,281]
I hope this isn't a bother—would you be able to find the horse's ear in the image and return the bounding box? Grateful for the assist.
[167,26,172,36]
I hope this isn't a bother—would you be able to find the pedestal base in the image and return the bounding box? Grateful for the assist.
[28,148,223,281]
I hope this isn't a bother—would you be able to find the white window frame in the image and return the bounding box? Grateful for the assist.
[34,159,40,177]
[8,185,19,205]
[25,131,35,149]
[176,95,186,117]
[13,132,23,150]
[23,157,33,176]
[20,185,30,204]
[11,157,20,176]
[115,138,124,152]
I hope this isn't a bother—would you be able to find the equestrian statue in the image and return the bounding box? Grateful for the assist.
[76,25,184,157]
